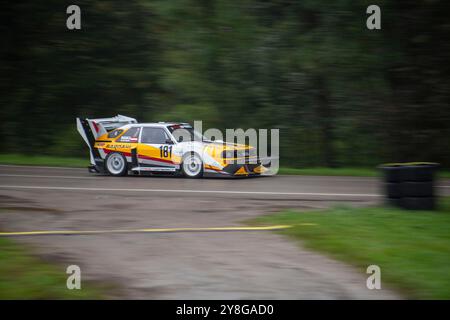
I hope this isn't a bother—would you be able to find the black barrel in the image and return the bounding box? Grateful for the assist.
[379,162,439,210]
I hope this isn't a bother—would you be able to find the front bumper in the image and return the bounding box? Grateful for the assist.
[220,157,274,176]
[222,163,264,176]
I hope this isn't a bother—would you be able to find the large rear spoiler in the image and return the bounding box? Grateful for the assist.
[76,115,137,165]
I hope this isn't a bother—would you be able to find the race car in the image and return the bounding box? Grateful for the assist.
[76,115,271,178]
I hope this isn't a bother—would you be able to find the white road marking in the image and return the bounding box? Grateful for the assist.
[1,165,449,184]
[0,184,380,197]
[1,172,376,182]
[0,174,449,188]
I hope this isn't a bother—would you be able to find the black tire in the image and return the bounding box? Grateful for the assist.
[402,165,436,182]
[403,181,433,197]
[105,152,128,176]
[400,197,435,210]
[386,197,402,208]
[385,183,403,198]
[181,152,203,178]
[381,166,406,183]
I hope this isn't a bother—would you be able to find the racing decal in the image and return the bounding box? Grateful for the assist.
[117,127,140,143]
[103,148,177,166]
[204,169,228,174]
[159,145,173,159]
[137,144,181,165]
[119,136,138,143]
[98,144,132,160]
[138,153,175,165]
[234,166,249,175]
[204,164,223,172]
[106,143,132,149]
[91,121,100,134]
[138,157,177,168]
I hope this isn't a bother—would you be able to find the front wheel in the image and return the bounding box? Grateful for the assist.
[181,153,203,178]
[105,152,128,176]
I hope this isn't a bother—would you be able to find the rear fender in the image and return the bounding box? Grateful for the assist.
[76,115,137,166]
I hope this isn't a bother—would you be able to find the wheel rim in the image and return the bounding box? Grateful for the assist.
[107,154,125,174]
[183,154,202,176]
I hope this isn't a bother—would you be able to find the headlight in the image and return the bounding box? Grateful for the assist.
[222,150,236,158]
[222,149,256,158]
[237,149,246,158]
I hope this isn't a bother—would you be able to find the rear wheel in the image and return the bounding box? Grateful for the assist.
[181,153,203,178]
[105,152,128,176]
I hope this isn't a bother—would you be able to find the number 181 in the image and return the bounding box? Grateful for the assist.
[159,145,172,158]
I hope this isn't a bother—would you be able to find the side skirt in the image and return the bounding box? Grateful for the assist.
[131,166,178,173]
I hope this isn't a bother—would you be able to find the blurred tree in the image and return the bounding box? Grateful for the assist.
[1,1,162,156]
[1,0,449,167]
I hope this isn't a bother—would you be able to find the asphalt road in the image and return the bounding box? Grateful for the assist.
[1,165,448,299]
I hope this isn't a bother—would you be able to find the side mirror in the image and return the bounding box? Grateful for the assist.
[165,139,174,145]
[178,136,183,143]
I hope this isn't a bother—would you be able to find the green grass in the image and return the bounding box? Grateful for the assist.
[278,167,379,177]
[279,166,450,178]
[0,154,88,168]
[0,153,449,178]
[0,237,107,299]
[249,198,450,299]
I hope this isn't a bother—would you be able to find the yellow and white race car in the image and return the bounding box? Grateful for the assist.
[76,115,270,178]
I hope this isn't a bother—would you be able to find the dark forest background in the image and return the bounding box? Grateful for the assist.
[1,1,449,168]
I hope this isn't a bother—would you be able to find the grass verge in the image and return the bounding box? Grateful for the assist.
[0,237,105,299]
[249,197,450,299]
[279,166,450,178]
[278,167,378,177]
[0,154,88,168]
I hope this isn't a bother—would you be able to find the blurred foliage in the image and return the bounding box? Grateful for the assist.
[1,0,449,167]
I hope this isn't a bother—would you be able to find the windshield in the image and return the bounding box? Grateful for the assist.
[167,124,205,142]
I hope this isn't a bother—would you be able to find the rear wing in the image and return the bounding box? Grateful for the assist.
[76,115,137,165]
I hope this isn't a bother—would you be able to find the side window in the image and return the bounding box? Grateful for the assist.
[107,129,123,139]
[141,128,169,144]
[117,127,140,142]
